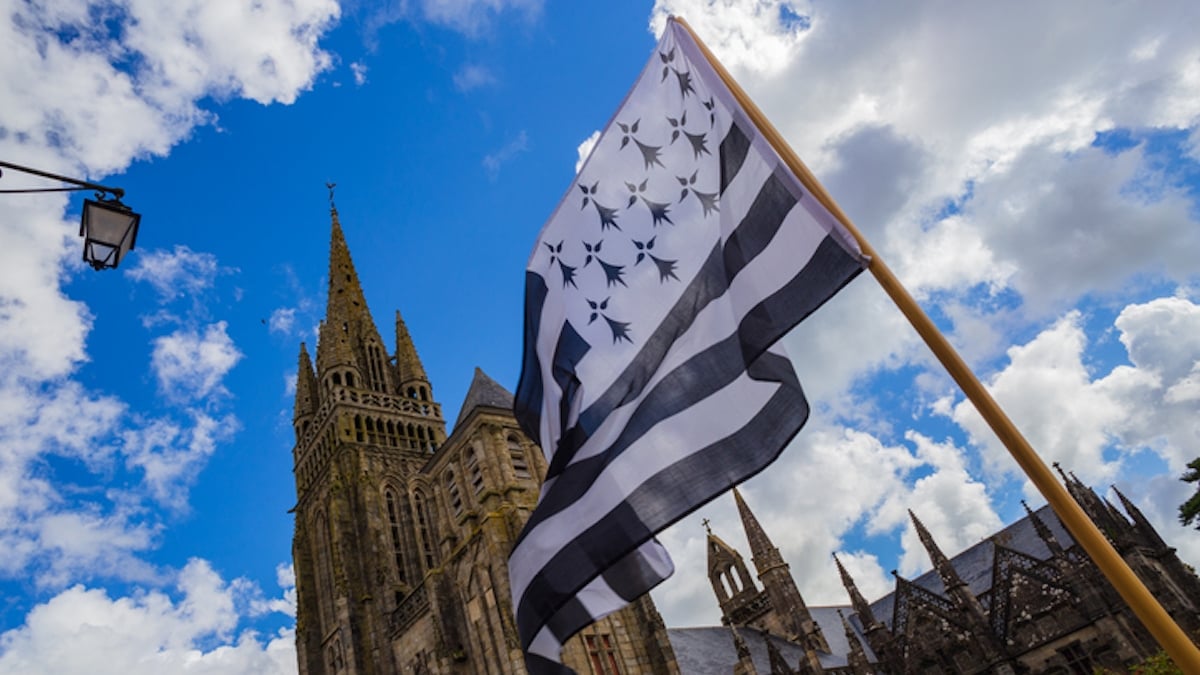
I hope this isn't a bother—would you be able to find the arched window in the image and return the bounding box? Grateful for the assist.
[332,373,342,386]
[466,447,484,495]
[507,435,530,480]
[313,511,335,627]
[413,490,437,570]
[445,469,463,517]
[384,487,407,585]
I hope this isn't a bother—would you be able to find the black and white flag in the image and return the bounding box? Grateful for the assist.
[510,18,867,673]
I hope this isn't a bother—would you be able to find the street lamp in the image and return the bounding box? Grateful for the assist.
[0,159,141,270]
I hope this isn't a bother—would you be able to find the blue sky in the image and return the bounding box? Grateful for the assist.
[1,1,1199,671]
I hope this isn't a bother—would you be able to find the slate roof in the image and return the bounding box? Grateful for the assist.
[453,367,515,429]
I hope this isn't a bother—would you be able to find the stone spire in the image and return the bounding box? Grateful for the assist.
[907,511,968,595]
[393,309,429,391]
[315,206,386,387]
[294,342,318,425]
[730,626,758,675]
[835,555,893,671]
[908,511,1013,672]
[838,610,872,675]
[733,489,829,652]
[834,555,879,629]
[1022,501,1065,558]
[1112,485,1169,550]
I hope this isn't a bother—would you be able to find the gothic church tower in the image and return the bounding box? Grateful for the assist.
[292,207,449,675]
[291,207,679,675]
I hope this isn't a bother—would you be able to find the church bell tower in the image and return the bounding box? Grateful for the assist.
[291,205,447,675]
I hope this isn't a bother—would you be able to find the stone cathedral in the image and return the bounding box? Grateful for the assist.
[291,207,1200,675]
[290,208,680,675]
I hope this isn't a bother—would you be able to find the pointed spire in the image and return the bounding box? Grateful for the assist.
[1112,485,1168,549]
[908,510,966,593]
[838,610,872,675]
[294,342,318,422]
[1053,462,1070,484]
[315,207,383,379]
[834,555,879,629]
[733,489,828,653]
[394,309,429,387]
[1022,501,1064,558]
[908,512,1007,663]
[733,487,784,572]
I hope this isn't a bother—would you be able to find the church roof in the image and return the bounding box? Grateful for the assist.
[453,367,514,428]
[667,616,863,674]
[868,504,1074,627]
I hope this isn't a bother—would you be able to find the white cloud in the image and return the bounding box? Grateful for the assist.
[0,0,339,175]
[418,0,542,34]
[125,246,225,304]
[575,130,601,174]
[453,64,497,92]
[0,0,332,667]
[121,413,240,508]
[947,295,1200,493]
[482,130,529,178]
[150,322,243,402]
[0,559,297,675]
[351,61,369,86]
[267,307,297,336]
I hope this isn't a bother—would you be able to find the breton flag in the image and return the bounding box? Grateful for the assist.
[509,17,868,673]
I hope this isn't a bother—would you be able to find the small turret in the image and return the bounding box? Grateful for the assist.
[394,309,431,401]
[1023,500,1065,558]
[293,342,318,441]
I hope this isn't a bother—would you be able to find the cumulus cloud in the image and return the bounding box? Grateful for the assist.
[575,130,601,174]
[267,308,297,335]
[635,2,1200,626]
[0,0,339,175]
[0,0,334,661]
[125,246,226,303]
[947,295,1200,489]
[150,322,243,403]
[0,559,297,675]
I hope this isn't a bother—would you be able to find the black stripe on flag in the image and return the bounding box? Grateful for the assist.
[515,271,549,440]
[516,349,809,648]
[719,121,752,196]
[552,322,590,443]
[517,235,859,546]
[539,164,799,485]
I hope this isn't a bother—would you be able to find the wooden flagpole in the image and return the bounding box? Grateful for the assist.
[675,16,1200,670]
